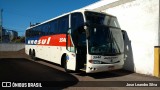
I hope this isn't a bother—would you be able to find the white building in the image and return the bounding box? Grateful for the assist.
[82,0,159,76]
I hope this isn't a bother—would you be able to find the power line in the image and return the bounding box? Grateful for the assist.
[0,9,3,42]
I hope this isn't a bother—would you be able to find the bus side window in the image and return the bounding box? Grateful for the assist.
[47,24,51,35]
[71,13,84,30]
[43,24,47,36]
[37,27,41,36]
[46,24,51,35]
[71,13,84,46]
[35,27,38,37]
[26,29,30,38]
[59,15,69,33]
[38,26,42,36]
[50,21,55,34]
[31,28,34,37]
[54,20,59,34]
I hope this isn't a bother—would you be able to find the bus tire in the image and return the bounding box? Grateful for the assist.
[29,49,32,56]
[31,49,36,61]
[29,49,33,59]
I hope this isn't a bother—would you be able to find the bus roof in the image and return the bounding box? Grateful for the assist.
[26,9,115,30]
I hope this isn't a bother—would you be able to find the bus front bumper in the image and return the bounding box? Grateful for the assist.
[86,63,124,73]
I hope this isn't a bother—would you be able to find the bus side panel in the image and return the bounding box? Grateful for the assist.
[25,34,67,65]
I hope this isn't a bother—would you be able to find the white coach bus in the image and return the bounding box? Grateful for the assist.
[25,9,125,73]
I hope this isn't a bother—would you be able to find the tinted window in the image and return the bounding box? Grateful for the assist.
[37,26,42,36]
[59,15,69,33]
[71,13,84,31]
[43,24,51,35]
[71,13,84,46]
[85,11,120,28]
[50,20,58,34]
[26,15,69,38]
[26,29,30,37]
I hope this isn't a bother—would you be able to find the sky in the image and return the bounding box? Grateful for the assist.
[0,0,99,36]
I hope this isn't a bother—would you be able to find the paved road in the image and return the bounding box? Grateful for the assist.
[36,59,160,90]
[0,58,78,90]
[0,50,160,90]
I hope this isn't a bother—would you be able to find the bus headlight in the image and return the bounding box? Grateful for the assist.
[89,60,105,64]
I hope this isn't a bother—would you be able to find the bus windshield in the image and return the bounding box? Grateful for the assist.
[85,11,124,55]
[85,11,120,28]
[88,26,124,55]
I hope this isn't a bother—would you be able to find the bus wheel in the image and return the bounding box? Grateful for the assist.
[29,49,31,55]
[29,49,33,58]
[63,55,72,73]
[31,49,36,61]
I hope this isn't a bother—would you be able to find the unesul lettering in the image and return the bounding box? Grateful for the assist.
[28,37,51,45]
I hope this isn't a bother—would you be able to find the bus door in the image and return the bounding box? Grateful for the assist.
[66,29,87,71]
[71,12,86,70]
[65,12,86,71]
[66,29,76,71]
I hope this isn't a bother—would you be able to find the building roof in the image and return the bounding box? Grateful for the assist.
[82,0,135,11]
[82,0,119,11]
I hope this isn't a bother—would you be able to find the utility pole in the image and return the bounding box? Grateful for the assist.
[0,9,3,43]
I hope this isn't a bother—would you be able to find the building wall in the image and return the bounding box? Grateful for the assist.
[83,0,159,75]
[0,43,24,51]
